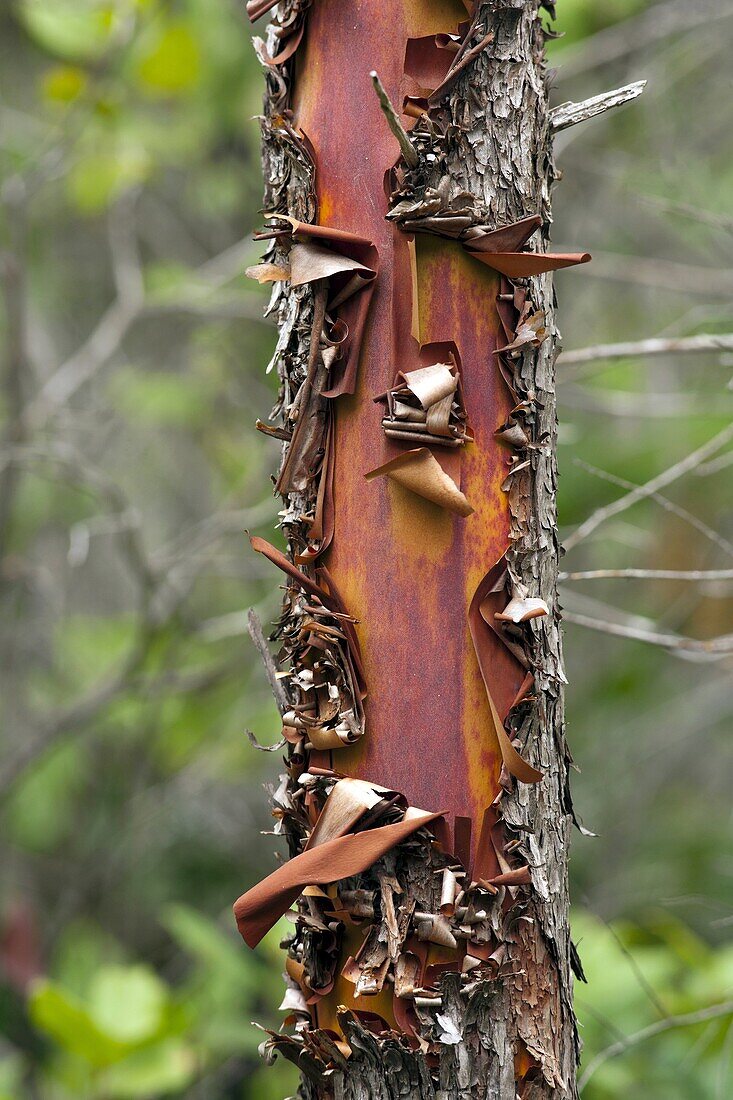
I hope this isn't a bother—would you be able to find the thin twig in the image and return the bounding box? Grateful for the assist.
[562,610,733,660]
[0,178,29,563]
[694,450,733,477]
[579,999,733,1092]
[0,442,157,595]
[570,458,733,562]
[27,193,145,427]
[558,332,733,368]
[370,70,419,168]
[24,203,263,430]
[560,568,733,582]
[564,421,733,552]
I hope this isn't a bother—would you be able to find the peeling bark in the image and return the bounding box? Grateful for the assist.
[243,2,582,1097]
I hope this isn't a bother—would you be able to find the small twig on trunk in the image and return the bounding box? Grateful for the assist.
[370,70,419,169]
[579,999,733,1092]
[550,80,646,132]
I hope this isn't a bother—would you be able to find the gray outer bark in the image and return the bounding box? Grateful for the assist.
[258,2,580,1097]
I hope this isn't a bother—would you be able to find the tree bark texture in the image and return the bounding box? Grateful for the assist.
[237,2,586,1097]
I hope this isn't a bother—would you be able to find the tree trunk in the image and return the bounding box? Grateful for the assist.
[238,2,585,1097]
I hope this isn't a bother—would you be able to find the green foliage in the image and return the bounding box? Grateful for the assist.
[17,909,295,1098]
[576,912,733,1098]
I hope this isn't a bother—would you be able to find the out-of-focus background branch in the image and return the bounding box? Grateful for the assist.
[0,1,731,1097]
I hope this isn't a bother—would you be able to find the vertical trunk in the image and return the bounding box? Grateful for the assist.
[239,2,585,1097]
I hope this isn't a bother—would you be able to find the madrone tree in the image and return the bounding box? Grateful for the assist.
[235,2,643,1097]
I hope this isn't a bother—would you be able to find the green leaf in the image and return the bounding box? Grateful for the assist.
[67,146,151,213]
[162,905,254,987]
[28,979,124,1068]
[136,23,201,96]
[97,1040,196,1098]
[41,65,88,103]
[88,965,167,1044]
[18,1,132,62]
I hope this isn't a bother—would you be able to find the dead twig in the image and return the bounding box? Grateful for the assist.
[562,610,733,661]
[570,458,733,562]
[370,70,418,169]
[560,568,733,582]
[558,332,733,369]
[550,81,646,132]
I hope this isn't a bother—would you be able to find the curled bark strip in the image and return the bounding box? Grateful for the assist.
[234,811,442,948]
[253,25,306,67]
[256,215,379,398]
[376,359,472,447]
[390,201,590,275]
[469,564,543,785]
[246,0,279,20]
[365,448,474,516]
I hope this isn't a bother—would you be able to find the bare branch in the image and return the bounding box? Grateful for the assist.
[0,441,157,596]
[570,458,733,562]
[550,81,646,133]
[28,193,145,427]
[560,568,733,583]
[564,422,733,552]
[24,202,264,430]
[558,332,733,368]
[562,610,733,661]
[693,450,733,478]
[0,180,28,563]
[0,636,148,798]
[0,643,239,798]
[579,999,733,1092]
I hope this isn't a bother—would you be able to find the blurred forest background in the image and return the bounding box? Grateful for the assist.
[0,0,731,1096]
